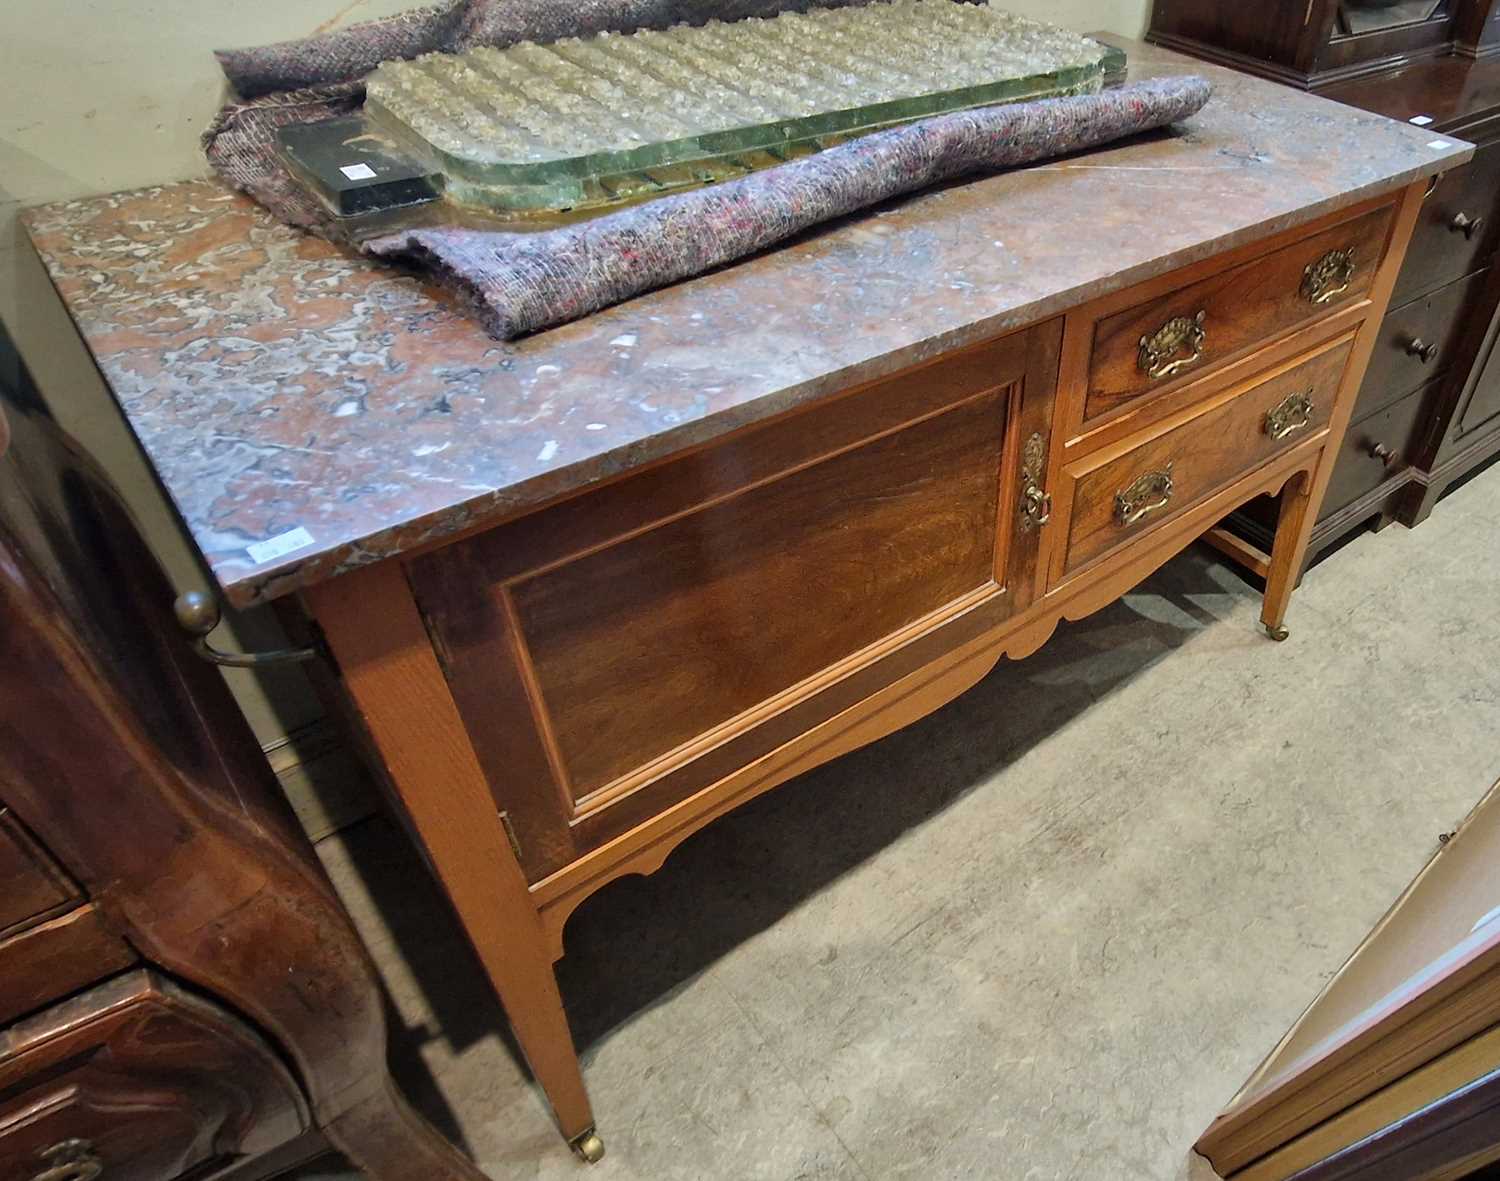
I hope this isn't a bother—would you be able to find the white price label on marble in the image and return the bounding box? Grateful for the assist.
[1409,115,1434,126]
[246,527,316,564]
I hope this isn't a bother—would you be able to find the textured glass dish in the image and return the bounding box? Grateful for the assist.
[365,1,1111,215]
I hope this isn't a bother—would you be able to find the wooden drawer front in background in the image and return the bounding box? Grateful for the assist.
[1082,204,1391,425]
[1356,269,1487,420]
[0,906,135,1026]
[1391,141,1500,307]
[0,974,305,1181]
[1055,335,1353,582]
[0,810,76,939]
[1323,381,1441,516]
[410,326,1060,881]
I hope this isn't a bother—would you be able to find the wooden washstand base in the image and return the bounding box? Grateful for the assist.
[303,179,1428,1153]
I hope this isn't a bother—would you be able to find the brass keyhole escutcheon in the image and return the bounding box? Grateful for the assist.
[1138,310,1207,381]
[1019,432,1051,531]
[32,1141,103,1181]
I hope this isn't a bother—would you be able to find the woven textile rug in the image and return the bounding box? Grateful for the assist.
[206,2,1211,338]
[368,76,1212,339]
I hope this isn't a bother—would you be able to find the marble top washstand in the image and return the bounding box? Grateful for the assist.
[23,37,1473,609]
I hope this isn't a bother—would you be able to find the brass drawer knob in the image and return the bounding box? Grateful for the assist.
[32,1140,102,1181]
[1265,389,1315,440]
[1138,310,1207,381]
[1451,211,1485,241]
[1369,442,1400,469]
[1115,465,1175,527]
[1405,338,1440,364]
[1301,248,1355,304]
[1018,433,1051,531]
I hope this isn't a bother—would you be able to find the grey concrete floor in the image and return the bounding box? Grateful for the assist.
[301,468,1500,1181]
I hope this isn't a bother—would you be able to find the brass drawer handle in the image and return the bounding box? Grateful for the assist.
[1451,212,1485,241]
[33,1140,103,1181]
[1138,310,1207,381]
[1265,389,1315,440]
[1406,338,1439,364]
[1018,433,1051,531]
[1115,465,1175,527]
[1301,248,1355,304]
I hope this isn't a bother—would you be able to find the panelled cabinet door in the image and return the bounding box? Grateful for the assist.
[1196,778,1500,1181]
[1456,266,1500,441]
[407,321,1063,882]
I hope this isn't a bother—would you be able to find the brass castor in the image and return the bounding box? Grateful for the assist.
[1264,623,1290,642]
[571,1131,606,1164]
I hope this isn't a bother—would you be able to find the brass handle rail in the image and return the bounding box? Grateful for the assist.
[1115,465,1175,527]
[1138,311,1207,381]
[1265,389,1315,440]
[1301,248,1355,304]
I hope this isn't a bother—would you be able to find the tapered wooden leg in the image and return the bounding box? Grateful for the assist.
[306,563,598,1151]
[1261,468,1316,641]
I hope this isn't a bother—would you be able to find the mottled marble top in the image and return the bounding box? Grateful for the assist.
[25,38,1472,608]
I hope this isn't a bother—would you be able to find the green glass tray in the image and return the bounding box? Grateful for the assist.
[364,1,1112,216]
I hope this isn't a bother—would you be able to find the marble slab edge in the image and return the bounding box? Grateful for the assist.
[21,58,1475,611]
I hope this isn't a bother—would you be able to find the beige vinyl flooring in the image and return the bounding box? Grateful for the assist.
[296,467,1500,1180]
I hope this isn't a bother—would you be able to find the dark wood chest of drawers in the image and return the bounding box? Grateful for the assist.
[1149,7,1500,571]
[0,324,486,1181]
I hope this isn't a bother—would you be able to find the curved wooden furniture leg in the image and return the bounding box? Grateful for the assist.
[1261,467,1316,641]
[306,562,597,1149]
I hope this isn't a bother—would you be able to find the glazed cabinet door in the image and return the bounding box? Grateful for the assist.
[407,322,1062,882]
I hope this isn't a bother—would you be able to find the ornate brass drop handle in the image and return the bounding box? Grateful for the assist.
[1138,310,1207,381]
[32,1141,103,1181]
[1018,432,1051,531]
[1114,465,1175,527]
[1301,248,1356,304]
[1265,389,1315,440]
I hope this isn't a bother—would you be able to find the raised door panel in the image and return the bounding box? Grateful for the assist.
[1457,284,1500,438]
[409,325,1061,882]
[513,392,1005,802]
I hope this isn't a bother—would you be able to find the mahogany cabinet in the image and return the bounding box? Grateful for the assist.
[1151,3,1500,570]
[0,324,485,1181]
[1149,0,1500,92]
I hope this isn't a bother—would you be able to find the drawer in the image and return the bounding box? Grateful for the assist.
[0,905,135,1026]
[1391,141,1500,305]
[1082,204,1392,425]
[1054,336,1354,582]
[0,811,77,940]
[1322,381,1439,517]
[1353,269,1485,421]
[0,973,306,1181]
